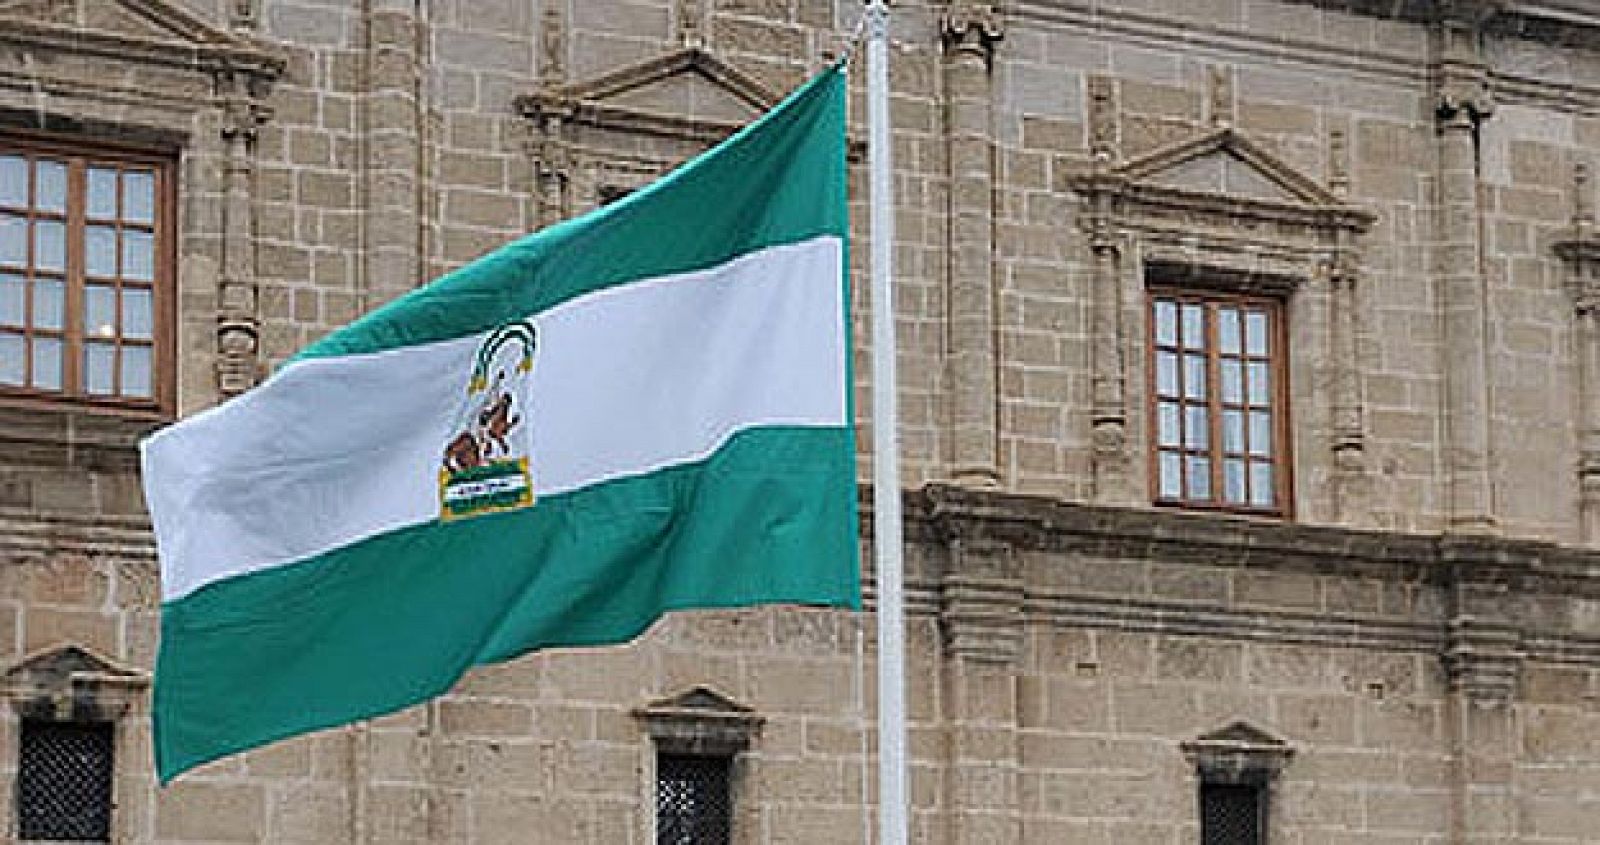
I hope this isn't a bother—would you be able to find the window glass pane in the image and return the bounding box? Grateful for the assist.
[1223,409,1244,453]
[84,284,116,339]
[0,213,25,267]
[0,331,21,385]
[1186,456,1211,499]
[1218,307,1241,354]
[122,229,154,280]
[1184,406,1208,449]
[1154,299,1177,346]
[0,272,22,325]
[84,341,115,395]
[123,288,152,340]
[1249,411,1272,457]
[1250,463,1274,507]
[121,345,152,398]
[1245,310,1269,356]
[34,160,65,213]
[1224,459,1246,504]
[1155,351,1178,397]
[87,168,118,219]
[86,225,117,276]
[1184,354,1206,400]
[0,156,25,207]
[1247,361,1269,405]
[32,277,62,330]
[124,170,155,224]
[34,219,65,272]
[31,336,60,389]
[1157,401,1180,448]
[1181,303,1205,348]
[1220,359,1242,404]
[1159,452,1182,498]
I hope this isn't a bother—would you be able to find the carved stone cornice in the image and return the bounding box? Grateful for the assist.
[3,644,149,721]
[515,47,778,145]
[1068,128,1376,238]
[0,0,283,80]
[1182,722,1293,786]
[634,686,763,757]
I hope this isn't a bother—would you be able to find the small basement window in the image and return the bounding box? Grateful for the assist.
[656,752,732,845]
[17,719,114,842]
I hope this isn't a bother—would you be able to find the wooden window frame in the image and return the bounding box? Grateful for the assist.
[0,131,176,418]
[1147,287,1293,516]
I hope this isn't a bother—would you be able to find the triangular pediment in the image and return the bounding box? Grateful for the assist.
[520,47,778,130]
[0,0,279,73]
[4,644,142,686]
[1191,720,1288,749]
[642,685,754,716]
[1115,128,1346,209]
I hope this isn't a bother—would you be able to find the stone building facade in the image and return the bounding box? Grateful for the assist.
[1,0,1599,842]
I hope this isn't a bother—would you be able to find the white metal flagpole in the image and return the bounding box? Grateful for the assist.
[865,2,909,844]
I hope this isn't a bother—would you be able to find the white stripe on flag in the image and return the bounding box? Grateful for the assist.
[146,236,846,602]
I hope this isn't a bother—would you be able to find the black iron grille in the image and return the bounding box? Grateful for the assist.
[17,720,114,842]
[657,754,731,845]
[1201,783,1264,845]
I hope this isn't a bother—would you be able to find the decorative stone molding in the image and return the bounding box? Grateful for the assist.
[0,0,281,78]
[514,47,786,227]
[1068,126,1374,511]
[634,686,763,757]
[1556,165,1600,544]
[2,644,148,722]
[516,47,779,145]
[217,68,273,397]
[875,484,1600,667]
[676,0,705,48]
[1182,722,1293,786]
[1205,65,1234,129]
[228,0,258,31]
[540,3,566,88]
[940,2,1004,64]
[1439,537,1527,704]
[928,486,1030,663]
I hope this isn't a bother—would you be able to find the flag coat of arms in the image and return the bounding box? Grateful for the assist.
[142,64,858,782]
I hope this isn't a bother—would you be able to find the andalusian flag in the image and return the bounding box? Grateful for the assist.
[143,64,857,782]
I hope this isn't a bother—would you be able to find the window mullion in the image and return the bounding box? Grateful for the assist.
[64,157,84,395]
[1207,301,1224,504]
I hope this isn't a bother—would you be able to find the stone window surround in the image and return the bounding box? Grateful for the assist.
[0,131,178,415]
[635,686,762,843]
[1,644,148,843]
[1069,115,1374,519]
[1183,721,1294,844]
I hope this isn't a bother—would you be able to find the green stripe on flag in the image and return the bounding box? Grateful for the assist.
[154,426,858,781]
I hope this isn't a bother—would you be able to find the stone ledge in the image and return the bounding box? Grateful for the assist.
[861,483,1600,597]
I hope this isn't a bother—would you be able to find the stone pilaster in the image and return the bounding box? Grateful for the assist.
[941,3,1003,488]
[1439,536,1524,844]
[528,6,572,229]
[1432,2,1496,533]
[362,0,424,310]
[1083,75,1135,506]
[929,486,1025,845]
[215,70,270,398]
[1328,239,1368,523]
[1558,163,1600,544]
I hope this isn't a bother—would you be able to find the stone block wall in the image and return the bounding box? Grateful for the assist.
[0,0,1598,842]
